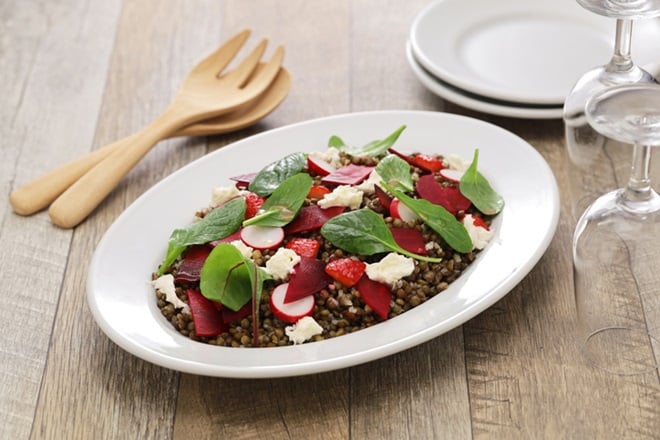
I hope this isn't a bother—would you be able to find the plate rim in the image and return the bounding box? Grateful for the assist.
[87,110,560,378]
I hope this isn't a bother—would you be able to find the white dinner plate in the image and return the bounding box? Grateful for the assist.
[87,111,559,378]
[406,41,564,119]
[410,0,660,105]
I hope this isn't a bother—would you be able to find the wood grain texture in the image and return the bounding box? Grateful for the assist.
[2,0,659,439]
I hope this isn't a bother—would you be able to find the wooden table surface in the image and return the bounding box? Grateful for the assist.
[3,1,659,438]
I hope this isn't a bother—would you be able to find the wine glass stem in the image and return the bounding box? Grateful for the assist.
[621,144,660,209]
[607,19,634,73]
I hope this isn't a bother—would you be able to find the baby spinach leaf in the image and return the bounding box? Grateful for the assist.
[248,152,306,196]
[459,150,504,215]
[328,125,407,157]
[321,209,442,262]
[243,173,313,227]
[157,197,246,275]
[386,186,472,253]
[200,243,272,311]
[375,154,414,192]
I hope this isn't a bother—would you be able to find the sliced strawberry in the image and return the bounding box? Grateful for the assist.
[416,174,471,215]
[390,227,427,255]
[209,229,242,247]
[307,156,336,176]
[285,257,331,303]
[374,184,393,210]
[284,205,345,234]
[356,275,391,320]
[324,258,366,287]
[285,237,321,258]
[230,172,257,189]
[321,164,374,186]
[187,289,227,337]
[243,192,265,219]
[221,300,252,324]
[412,154,443,172]
[270,283,315,323]
[307,185,332,201]
[174,245,211,283]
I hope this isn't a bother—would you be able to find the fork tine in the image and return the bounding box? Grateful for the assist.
[242,45,285,93]
[220,38,268,86]
[193,29,252,75]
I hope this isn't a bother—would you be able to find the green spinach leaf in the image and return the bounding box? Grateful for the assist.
[375,154,414,192]
[157,197,246,275]
[459,150,504,215]
[248,152,306,196]
[199,243,272,311]
[243,173,313,227]
[320,209,442,262]
[328,125,406,157]
[385,186,472,253]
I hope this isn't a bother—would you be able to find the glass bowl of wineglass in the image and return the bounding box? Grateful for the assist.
[573,83,660,376]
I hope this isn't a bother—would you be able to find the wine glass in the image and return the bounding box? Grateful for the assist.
[563,1,660,220]
[573,83,660,375]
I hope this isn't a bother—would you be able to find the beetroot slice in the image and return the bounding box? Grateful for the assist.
[284,205,345,234]
[416,174,471,215]
[374,184,393,211]
[230,172,257,189]
[187,289,227,337]
[209,229,243,247]
[174,245,212,283]
[321,164,374,186]
[356,275,391,320]
[390,227,427,255]
[284,257,331,303]
[221,300,252,324]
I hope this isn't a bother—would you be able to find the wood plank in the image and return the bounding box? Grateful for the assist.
[30,0,224,438]
[0,1,122,438]
[173,1,352,438]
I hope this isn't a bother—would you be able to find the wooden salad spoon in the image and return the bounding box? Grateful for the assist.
[9,64,291,216]
[46,29,284,229]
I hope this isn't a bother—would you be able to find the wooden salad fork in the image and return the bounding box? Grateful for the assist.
[46,29,284,229]
[9,64,291,217]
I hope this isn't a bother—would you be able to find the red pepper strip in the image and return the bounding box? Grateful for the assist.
[356,275,391,320]
[186,289,227,337]
[324,258,366,287]
[174,245,212,283]
[285,237,322,258]
[321,164,374,186]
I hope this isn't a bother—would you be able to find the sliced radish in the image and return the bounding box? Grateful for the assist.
[307,156,336,176]
[390,198,419,223]
[230,172,257,189]
[439,168,464,183]
[240,225,284,250]
[270,283,315,323]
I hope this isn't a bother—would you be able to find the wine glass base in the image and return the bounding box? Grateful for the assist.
[582,327,659,375]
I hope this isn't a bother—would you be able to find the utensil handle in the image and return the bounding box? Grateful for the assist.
[48,109,184,228]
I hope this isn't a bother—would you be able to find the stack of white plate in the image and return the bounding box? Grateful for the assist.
[407,0,660,119]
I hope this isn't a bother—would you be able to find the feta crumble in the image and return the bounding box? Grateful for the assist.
[150,274,190,314]
[285,316,323,344]
[355,170,382,195]
[210,185,241,206]
[317,185,364,210]
[230,240,253,259]
[265,248,301,280]
[444,154,470,171]
[462,214,493,250]
[309,148,343,168]
[365,253,415,285]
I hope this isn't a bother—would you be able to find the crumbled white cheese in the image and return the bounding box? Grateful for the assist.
[462,214,493,250]
[309,148,343,168]
[265,248,301,280]
[317,185,364,210]
[285,316,323,344]
[210,185,241,206]
[230,240,253,259]
[355,170,382,194]
[365,253,415,285]
[444,154,471,171]
[150,274,190,314]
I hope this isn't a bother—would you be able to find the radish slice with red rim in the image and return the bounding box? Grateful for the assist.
[240,225,284,250]
[439,168,464,183]
[390,198,419,223]
[269,283,315,323]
